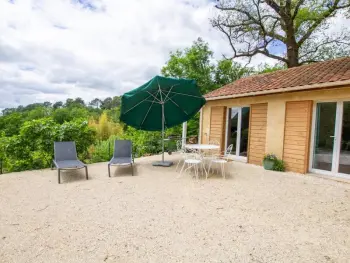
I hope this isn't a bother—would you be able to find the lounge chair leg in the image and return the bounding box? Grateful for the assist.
[108,164,111,177]
[58,169,61,184]
[131,163,134,176]
[85,166,88,180]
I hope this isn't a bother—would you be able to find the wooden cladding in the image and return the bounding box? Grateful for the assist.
[283,101,313,173]
[248,103,268,165]
[209,106,226,152]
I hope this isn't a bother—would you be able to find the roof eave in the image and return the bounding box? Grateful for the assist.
[205,79,350,101]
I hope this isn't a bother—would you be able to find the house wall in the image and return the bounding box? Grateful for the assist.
[201,85,350,173]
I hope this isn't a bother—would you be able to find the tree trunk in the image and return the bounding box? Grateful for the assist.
[285,20,300,68]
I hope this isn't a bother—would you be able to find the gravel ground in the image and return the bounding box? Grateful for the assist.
[0,154,349,263]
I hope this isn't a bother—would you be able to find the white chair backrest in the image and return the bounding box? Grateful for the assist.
[225,144,233,156]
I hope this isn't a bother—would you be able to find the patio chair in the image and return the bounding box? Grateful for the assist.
[179,149,207,180]
[175,140,186,171]
[108,140,134,177]
[207,144,233,179]
[53,141,88,184]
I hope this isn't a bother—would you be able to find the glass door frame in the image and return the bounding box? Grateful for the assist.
[224,106,249,163]
[309,99,350,179]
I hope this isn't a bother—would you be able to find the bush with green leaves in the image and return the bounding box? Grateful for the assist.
[273,159,286,172]
[263,153,286,172]
[1,118,96,172]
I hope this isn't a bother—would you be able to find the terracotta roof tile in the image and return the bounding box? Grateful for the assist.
[205,57,350,99]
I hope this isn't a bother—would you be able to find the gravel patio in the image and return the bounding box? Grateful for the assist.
[0,154,349,263]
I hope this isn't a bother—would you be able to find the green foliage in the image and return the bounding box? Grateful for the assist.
[1,117,95,172]
[273,159,286,172]
[122,127,162,157]
[161,38,251,94]
[215,59,253,86]
[263,153,285,172]
[88,135,118,163]
[256,63,286,74]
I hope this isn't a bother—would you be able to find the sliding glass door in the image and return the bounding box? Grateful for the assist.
[339,102,350,175]
[226,107,250,161]
[310,101,350,177]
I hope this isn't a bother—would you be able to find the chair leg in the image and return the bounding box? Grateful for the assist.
[58,169,61,184]
[220,163,223,179]
[176,159,182,171]
[207,161,212,179]
[108,164,111,177]
[131,163,134,176]
[85,166,88,180]
[179,161,186,176]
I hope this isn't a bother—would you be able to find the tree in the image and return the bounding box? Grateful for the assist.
[89,98,102,109]
[101,97,113,110]
[74,97,85,106]
[215,59,253,86]
[53,101,63,109]
[212,0,350,67]
[161,38,252,94]
[161,38,216,94]
[65,98,74,107]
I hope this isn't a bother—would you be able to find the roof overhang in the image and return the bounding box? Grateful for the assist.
[205,79,350,101]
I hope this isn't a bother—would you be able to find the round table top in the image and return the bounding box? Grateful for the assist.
[185,144,220,150]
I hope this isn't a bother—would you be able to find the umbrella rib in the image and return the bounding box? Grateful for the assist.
[146,90,161,103]
[166,91,204,99]
[124,94,153,114]
[167,96,189,116]
[163,84,179,102]
[140,96,158,128]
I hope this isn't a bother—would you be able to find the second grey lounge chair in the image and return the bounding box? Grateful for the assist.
[108,140,134,177]
[53,141,88,184]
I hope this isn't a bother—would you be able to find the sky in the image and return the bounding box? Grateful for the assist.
[0,0,348,109]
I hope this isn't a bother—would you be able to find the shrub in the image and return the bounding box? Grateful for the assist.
[273,159,286,172]
[263,153,285,172]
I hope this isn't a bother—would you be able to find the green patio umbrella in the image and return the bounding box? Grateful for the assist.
[120,75,206,166]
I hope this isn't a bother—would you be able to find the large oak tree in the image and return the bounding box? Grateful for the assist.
[212,0,350,67]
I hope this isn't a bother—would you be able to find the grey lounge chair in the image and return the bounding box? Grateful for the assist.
[53,141,88,184]
[108,140,134,177]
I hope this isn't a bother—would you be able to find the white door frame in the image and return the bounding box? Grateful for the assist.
[225,106,249,162]
[309,100,350,179]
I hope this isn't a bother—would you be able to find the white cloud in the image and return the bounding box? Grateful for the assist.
[0,0,348,109]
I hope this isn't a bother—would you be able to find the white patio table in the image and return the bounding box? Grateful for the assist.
[185,144,220,150]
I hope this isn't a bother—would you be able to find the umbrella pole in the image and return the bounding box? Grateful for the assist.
[162,102,165,162]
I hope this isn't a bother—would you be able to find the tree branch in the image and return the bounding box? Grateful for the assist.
[264,0,281,14]
[292,0,305,19]
[297,0,348,46]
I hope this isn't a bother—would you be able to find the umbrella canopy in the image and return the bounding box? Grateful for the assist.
[120,76,206,131]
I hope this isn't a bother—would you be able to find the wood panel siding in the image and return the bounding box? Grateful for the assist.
[248,103,268,165]
[283,101,313,173]
[209,106,226,152]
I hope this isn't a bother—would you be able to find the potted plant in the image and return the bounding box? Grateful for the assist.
[263,153,277,170]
